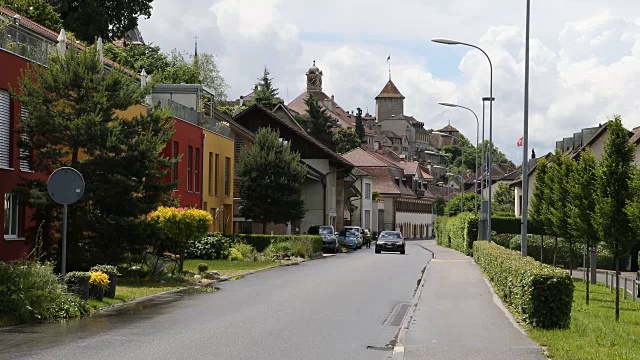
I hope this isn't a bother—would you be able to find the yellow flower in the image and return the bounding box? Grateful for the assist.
[89,271,110,289]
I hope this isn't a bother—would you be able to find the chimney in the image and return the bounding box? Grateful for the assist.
[531,148,536,159]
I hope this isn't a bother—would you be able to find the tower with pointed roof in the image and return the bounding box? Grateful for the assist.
[306,60,323,92]
[375,79,405,122]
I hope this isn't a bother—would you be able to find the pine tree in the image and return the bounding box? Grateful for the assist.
[236,128,307,234]
[298,94,337,147]
[355,107,365,142]
[14,44,176,270]
[568,148,598,305]
[595,116,635,321]
[253,66,279,110]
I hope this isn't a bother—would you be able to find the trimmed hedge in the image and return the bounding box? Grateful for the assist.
[227,234,323,254]
[434,213,478,255]
[473,241,574,329]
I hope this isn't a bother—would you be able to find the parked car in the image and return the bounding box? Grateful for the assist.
[307,225,338,254]
[375,231,406,254]
[343,226,364,249]
[337,229,359,250]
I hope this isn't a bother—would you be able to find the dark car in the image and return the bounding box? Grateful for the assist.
[375,231,406,254]
[308,225,338,253]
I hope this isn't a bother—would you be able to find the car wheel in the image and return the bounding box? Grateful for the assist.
[400,247,405,255]
[375,248,381,254]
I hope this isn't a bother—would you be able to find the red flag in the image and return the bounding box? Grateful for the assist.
[517,137,523,147]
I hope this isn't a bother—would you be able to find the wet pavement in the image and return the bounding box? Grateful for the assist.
[0,242,432,360]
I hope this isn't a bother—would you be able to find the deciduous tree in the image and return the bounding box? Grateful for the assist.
[333,127,360,154]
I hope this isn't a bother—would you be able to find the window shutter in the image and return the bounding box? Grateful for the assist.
[20,108,30,171]
[0,90,10,168]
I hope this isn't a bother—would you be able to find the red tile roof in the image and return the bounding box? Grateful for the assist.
[376,79,405,99]
[342,148,390,167]
[361,167,402,195]
[439,124,459,133]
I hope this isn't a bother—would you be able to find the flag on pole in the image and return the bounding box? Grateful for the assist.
[517,137,523,147]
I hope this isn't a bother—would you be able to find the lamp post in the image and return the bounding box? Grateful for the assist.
[521,0,531,257]
[438,102,479,212]
[433,38,494,242]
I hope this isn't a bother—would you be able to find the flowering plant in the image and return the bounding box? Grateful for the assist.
[89,271,110,289]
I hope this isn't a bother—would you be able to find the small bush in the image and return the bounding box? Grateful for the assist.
[65,271,91,282]
[197,263,209,274]
[89,271,110,289]
[228,248,243,261]
[186,234,231,260]
[0,261,88,325]
[288,240,313,258]
[473,241,574,329]
[89,264,119,276]
[269,241,292,258]
[227,234,322,253]
[232,243,255,260]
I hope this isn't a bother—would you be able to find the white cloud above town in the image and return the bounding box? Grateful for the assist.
[139,0,640,163]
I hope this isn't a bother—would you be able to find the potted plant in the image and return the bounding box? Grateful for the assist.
[65,271,91,300]
[89,271,110,301]
[90,264,119,298]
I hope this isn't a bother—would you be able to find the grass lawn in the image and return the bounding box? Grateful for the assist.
[183,259,278,277]
[87,278,186,310]
[528,279,640,360]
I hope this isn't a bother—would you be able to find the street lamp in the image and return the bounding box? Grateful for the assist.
[438,102,479,211]
[432,38,494,242]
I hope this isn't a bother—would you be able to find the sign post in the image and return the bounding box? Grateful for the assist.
[47,167,85,278]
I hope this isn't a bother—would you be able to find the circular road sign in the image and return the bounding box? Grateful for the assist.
[47,167,85,205]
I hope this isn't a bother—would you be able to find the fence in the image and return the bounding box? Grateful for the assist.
[598,270,639,302]
[154,99,231,138]
[0,22,55,65]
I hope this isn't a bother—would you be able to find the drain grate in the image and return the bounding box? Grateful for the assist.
[389,303,410,326]
[366,345,393,352]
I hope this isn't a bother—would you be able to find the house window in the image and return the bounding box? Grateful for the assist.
[20,108,31,172]
[187,146,193,192]
[208,152,213,195]
[0,90,10,168]
[224,157,230,197]
[365,183,371,200]
[215,154,219,196]
[4,193,20,238]
[171,141,178,187]
[365,210,371,230]
[195,148,200,193]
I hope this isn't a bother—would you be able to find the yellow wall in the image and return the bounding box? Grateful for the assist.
[203,129,234,234]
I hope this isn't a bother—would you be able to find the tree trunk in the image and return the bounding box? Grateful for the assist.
[179,248,185,273]
[540,232,544,263]
[553,236,558,266]
[262,222,267,234]
[615,254,620,321]
[569,239,573,276]
[586,239,590,305]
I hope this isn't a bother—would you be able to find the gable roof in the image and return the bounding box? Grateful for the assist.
[376,79,405,99]
[631,127,640,145]
[439,124,459,133]
[361,167,402,195]
[342,147,390,167]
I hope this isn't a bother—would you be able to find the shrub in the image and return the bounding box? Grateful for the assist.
[473,241,574,329]
[228,248,243,261]
[89,271,110,289]
[226,234,322,253]
[435,213,477,255]
[434,216,449,247]
[232,243,255,260]
[89,265,119,276]
[197,263,209,274]
[288,240,313,258]
[186,234,231,260]
[0,261,88,325]
[269,241,292,257]
[65,271,91,283]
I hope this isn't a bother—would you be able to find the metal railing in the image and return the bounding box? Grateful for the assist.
[155,99,231,138]
[602,270,639,302]
[0,23,56,65]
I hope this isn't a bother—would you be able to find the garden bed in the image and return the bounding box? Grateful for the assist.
[86,278,186,310]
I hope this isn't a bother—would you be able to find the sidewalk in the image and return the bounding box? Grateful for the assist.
[401,241,544,360]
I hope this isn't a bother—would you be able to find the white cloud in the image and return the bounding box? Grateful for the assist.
[139,0,640,163]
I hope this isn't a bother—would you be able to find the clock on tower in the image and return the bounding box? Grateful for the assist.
[305,60,323,92]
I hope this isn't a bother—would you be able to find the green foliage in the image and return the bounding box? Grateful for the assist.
[232,243,256,260]
[49,0,153,42]
[492,182,514,214]
[14,44,176,270]
[333,127,361,154]
[65,271,91,282]
[445,192,476,217]
[103,42,169,75]
[473,241,574,329]
[216,105,247,117]
[90,264,119,276]
[186,234,232,260]
[236,128,307,233]
[548,150,575,242]
[0,0,63,31]
[530,157,551,234]
[228,248,243,261]
[354,107,365,141]
[435,196,446,216]
[372,190,380,201]
[297,94,337,146]
[197,263,209,274]
[227,234,322,255]
[0,261,89,325]
[433,213,477,255]
[288,240,313,258]
[252,66,279,109]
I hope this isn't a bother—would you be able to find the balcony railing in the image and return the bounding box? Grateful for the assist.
[156,99,231,138]
[0,22,56,65]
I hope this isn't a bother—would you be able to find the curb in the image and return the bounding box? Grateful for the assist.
[392,244,433,360]
[92,258,308,315]
[418,245,435,259]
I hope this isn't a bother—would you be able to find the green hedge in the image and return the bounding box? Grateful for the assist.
[434,213,478,255]
[227,234,323,254]
[473,241,574,329]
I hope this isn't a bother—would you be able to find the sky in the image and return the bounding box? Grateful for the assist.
[138,0,640,164]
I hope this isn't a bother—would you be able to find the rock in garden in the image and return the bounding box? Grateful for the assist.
[194,275,203,280]
[204,270,220,280]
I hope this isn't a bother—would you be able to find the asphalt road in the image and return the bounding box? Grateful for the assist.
[0,242,432,360]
